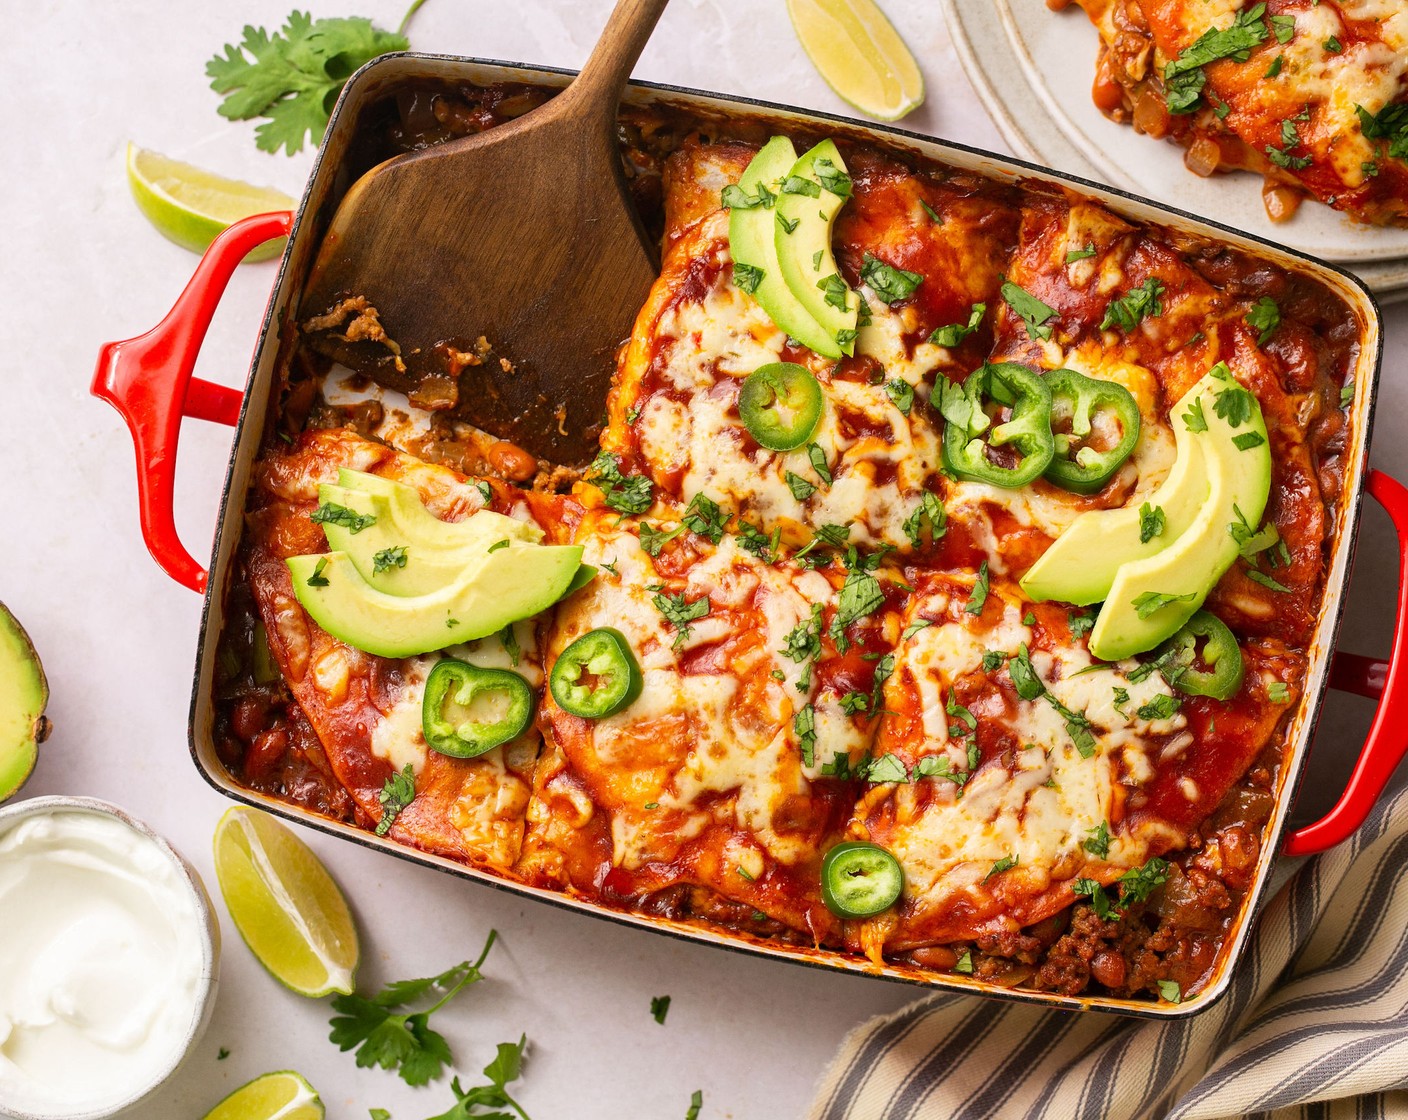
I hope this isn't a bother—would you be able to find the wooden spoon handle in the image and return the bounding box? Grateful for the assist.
[560,0,670,127]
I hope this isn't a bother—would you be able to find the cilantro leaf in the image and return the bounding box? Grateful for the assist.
[639,521,685,558]
[311,501,377,533]
[376,763,416,837]
[1132,590,1198,619]
[1158,979,1182,1004]
[686,1091,704,1120]
[1099,278,1165,332]
[1001,281,1058,341]
[1183,396,1208,433]
[1007,644,1046,701]
[885,378,915,415]
[794,703,817,767]
[1246,297,1280,345]
[1139,503,1165,544]
[1082,821,1111,859]
[902,491,946,548]
[329,933,497,1087]
[424,1034,533,1120]
[207,12,410,155]
[785,471,817,501]
[860,252,923,304]
[1163,4,1269,115]
[985,854,1018,881]
[585,452,654,515]
[733,262,764,293]
[651,995,672,1024]
[682,492,727,544]
[928,302,986,348]
[652,591,710,650]
[373,545,408,574]
[964,561,989,616]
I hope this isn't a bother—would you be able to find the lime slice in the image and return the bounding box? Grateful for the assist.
[203,1071,324,1120]
[785,0,925,121]
[213,808,359,997]
[126,144,294,260]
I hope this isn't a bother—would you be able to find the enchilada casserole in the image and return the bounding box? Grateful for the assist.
[212,81,1362,1003]
[1053,0,1408,225]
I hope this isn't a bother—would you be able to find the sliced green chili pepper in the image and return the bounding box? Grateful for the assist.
[821,841,905,919]
[1042,368,1142,494]
[941,362,1055,488]
[738,362,824,451]
[549,627,643,719]
[422,659,535,759]
[1154,610,1244,700]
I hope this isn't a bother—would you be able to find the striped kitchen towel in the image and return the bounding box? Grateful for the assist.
[810,779,1408,1120]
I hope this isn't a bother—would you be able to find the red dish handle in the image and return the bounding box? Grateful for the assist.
[91,211,293,593]
[1285,469,1408,856]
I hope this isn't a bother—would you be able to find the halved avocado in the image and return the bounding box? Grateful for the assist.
[332,472,540,552]
[1089,371,1271,661]
[729,137,840,358]
[1020,374,1215,605]
[1,602,50,803]
[318,486,536,596]
[774,140,858,357]
[287,542,584,659]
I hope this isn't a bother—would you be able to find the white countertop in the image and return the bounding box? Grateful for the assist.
[5,2,1407,1117]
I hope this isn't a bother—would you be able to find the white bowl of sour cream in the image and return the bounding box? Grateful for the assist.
[0,797,219,1120]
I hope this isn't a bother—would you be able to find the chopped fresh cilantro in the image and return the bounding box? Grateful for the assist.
[832,569,885,641]
[1213,378,1256,427]
[865,753,909,784]
[311,501,377,533]
[902,491,947,548]
[1324,35,1342,52]
[1065,244,1097,263]
[683,492,727,544]
[1246,569,1291,593]
[498,624,521,667]
[1233,431,1266,451]
[1265,54,1284,77]
[373,545,408,574]
[1132,590,1198,619]
[1163,4,1269,115]
[840,690,871,715]
[733,262,764,294]
[586,452,654,515]
[902,619,932,641]
[808,442,833,486]
[982,649,1009,673]
[423,1034,533,1120]
[1023,611,1037,627]
[1270,13,1296,43]
[815,157,853,197]
[928,302,986,348]
[885,378,915,415]
[650,995,671,1024]
[1074,878,1118,921]
[1117,857,1170,905]
[818,272,851,312]
[954,950,974,974]
[860,252,924,304]
[721,183,773,210]
[780,603,825,667]
[1158,979,1182,1004]
[1341,380,1355,408]
[795,704,817,767]
[777,212,799,234]
[653,592,710,649]
[1007,645,1046,701]
[473,480,492,504]
[782,175,821,198]
[1082,821,1112,860]
[1112,686,1130,714]
[920,200,944,223]
[736,520,781,564]
[1001,281,1058,341]
[1139,502,1166,544]
[306,557,330,587]
[488,539,510,554]
[376,763,416,838]
[1069,611,1095,639]
[1268,680,1291,703]
[1136,693,1181,721]
[985,854,1018,881]
[1246,296,1281,344]
[965,561,990,616]
[1099,278,1165,332]
[639,521,685,557]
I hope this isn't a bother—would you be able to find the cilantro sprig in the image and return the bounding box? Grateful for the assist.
[328,932,497,1087]
[425,1036,533,1120]
[208,7,426,155]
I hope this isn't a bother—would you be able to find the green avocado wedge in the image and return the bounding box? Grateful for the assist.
[1088,367,1271,661]
[287,542,584,659]
[317,486,536,596]
[774,140,859,357]
[333,472,540,551]
[0,602,50,803]
[1020,376,1213,606]
[729,137,840,358]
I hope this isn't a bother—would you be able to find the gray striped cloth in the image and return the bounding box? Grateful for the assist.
[809,781,1408,1120]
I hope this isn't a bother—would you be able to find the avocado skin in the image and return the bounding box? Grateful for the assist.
[0,601,49,803]
[287,543,584,660]
[1020,378,1212,606]
[1088,372,1271,661]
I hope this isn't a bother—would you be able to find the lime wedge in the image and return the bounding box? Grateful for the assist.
[212,808,359,998]
[785,0,925,121]
[202,1071,324,1120]
[126,144,294,260]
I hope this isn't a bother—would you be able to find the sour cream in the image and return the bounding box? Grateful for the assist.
[0,808,210,1118]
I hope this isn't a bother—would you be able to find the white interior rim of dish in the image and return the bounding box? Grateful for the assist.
[945,0,1408,266]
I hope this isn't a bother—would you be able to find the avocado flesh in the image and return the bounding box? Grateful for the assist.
[1088,376,1271,661]
[729,137,840,358]
[318,485,536,596]
[0,602,49,803]
[1020,381,1213,606]
[774,140,858,357]
[333,472,540,551]
[287,543,584,659]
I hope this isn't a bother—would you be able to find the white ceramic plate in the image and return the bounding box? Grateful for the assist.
[942,0,1408,295]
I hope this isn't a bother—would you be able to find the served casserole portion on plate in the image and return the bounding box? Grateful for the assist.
[1053,0,1408,225]
[212,81,1362,1004]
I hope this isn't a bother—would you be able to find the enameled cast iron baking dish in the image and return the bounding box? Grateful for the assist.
[93,53,1408,1018]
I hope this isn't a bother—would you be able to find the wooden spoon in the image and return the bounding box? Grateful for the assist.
[301,0,670,466]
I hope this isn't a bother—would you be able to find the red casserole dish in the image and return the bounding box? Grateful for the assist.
[93,54,1405,1017]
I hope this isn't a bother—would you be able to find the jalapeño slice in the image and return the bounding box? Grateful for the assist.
[422,659,535,758]
[821,841,904,919]
[739,362,824,451]
[1155,610,1244,700]
[1043,368,1141,494]
[549,627,643,719]
[941,362,1055,489]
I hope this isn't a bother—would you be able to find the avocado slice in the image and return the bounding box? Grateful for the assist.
[318,485,537,596]
[774,140,859,357]
[1088,369,1271,661]
[1020,379,1213,605]
[729,137,840,358]
[333,471,540,551]
[0,602,50,803]
[286,542,584,659]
